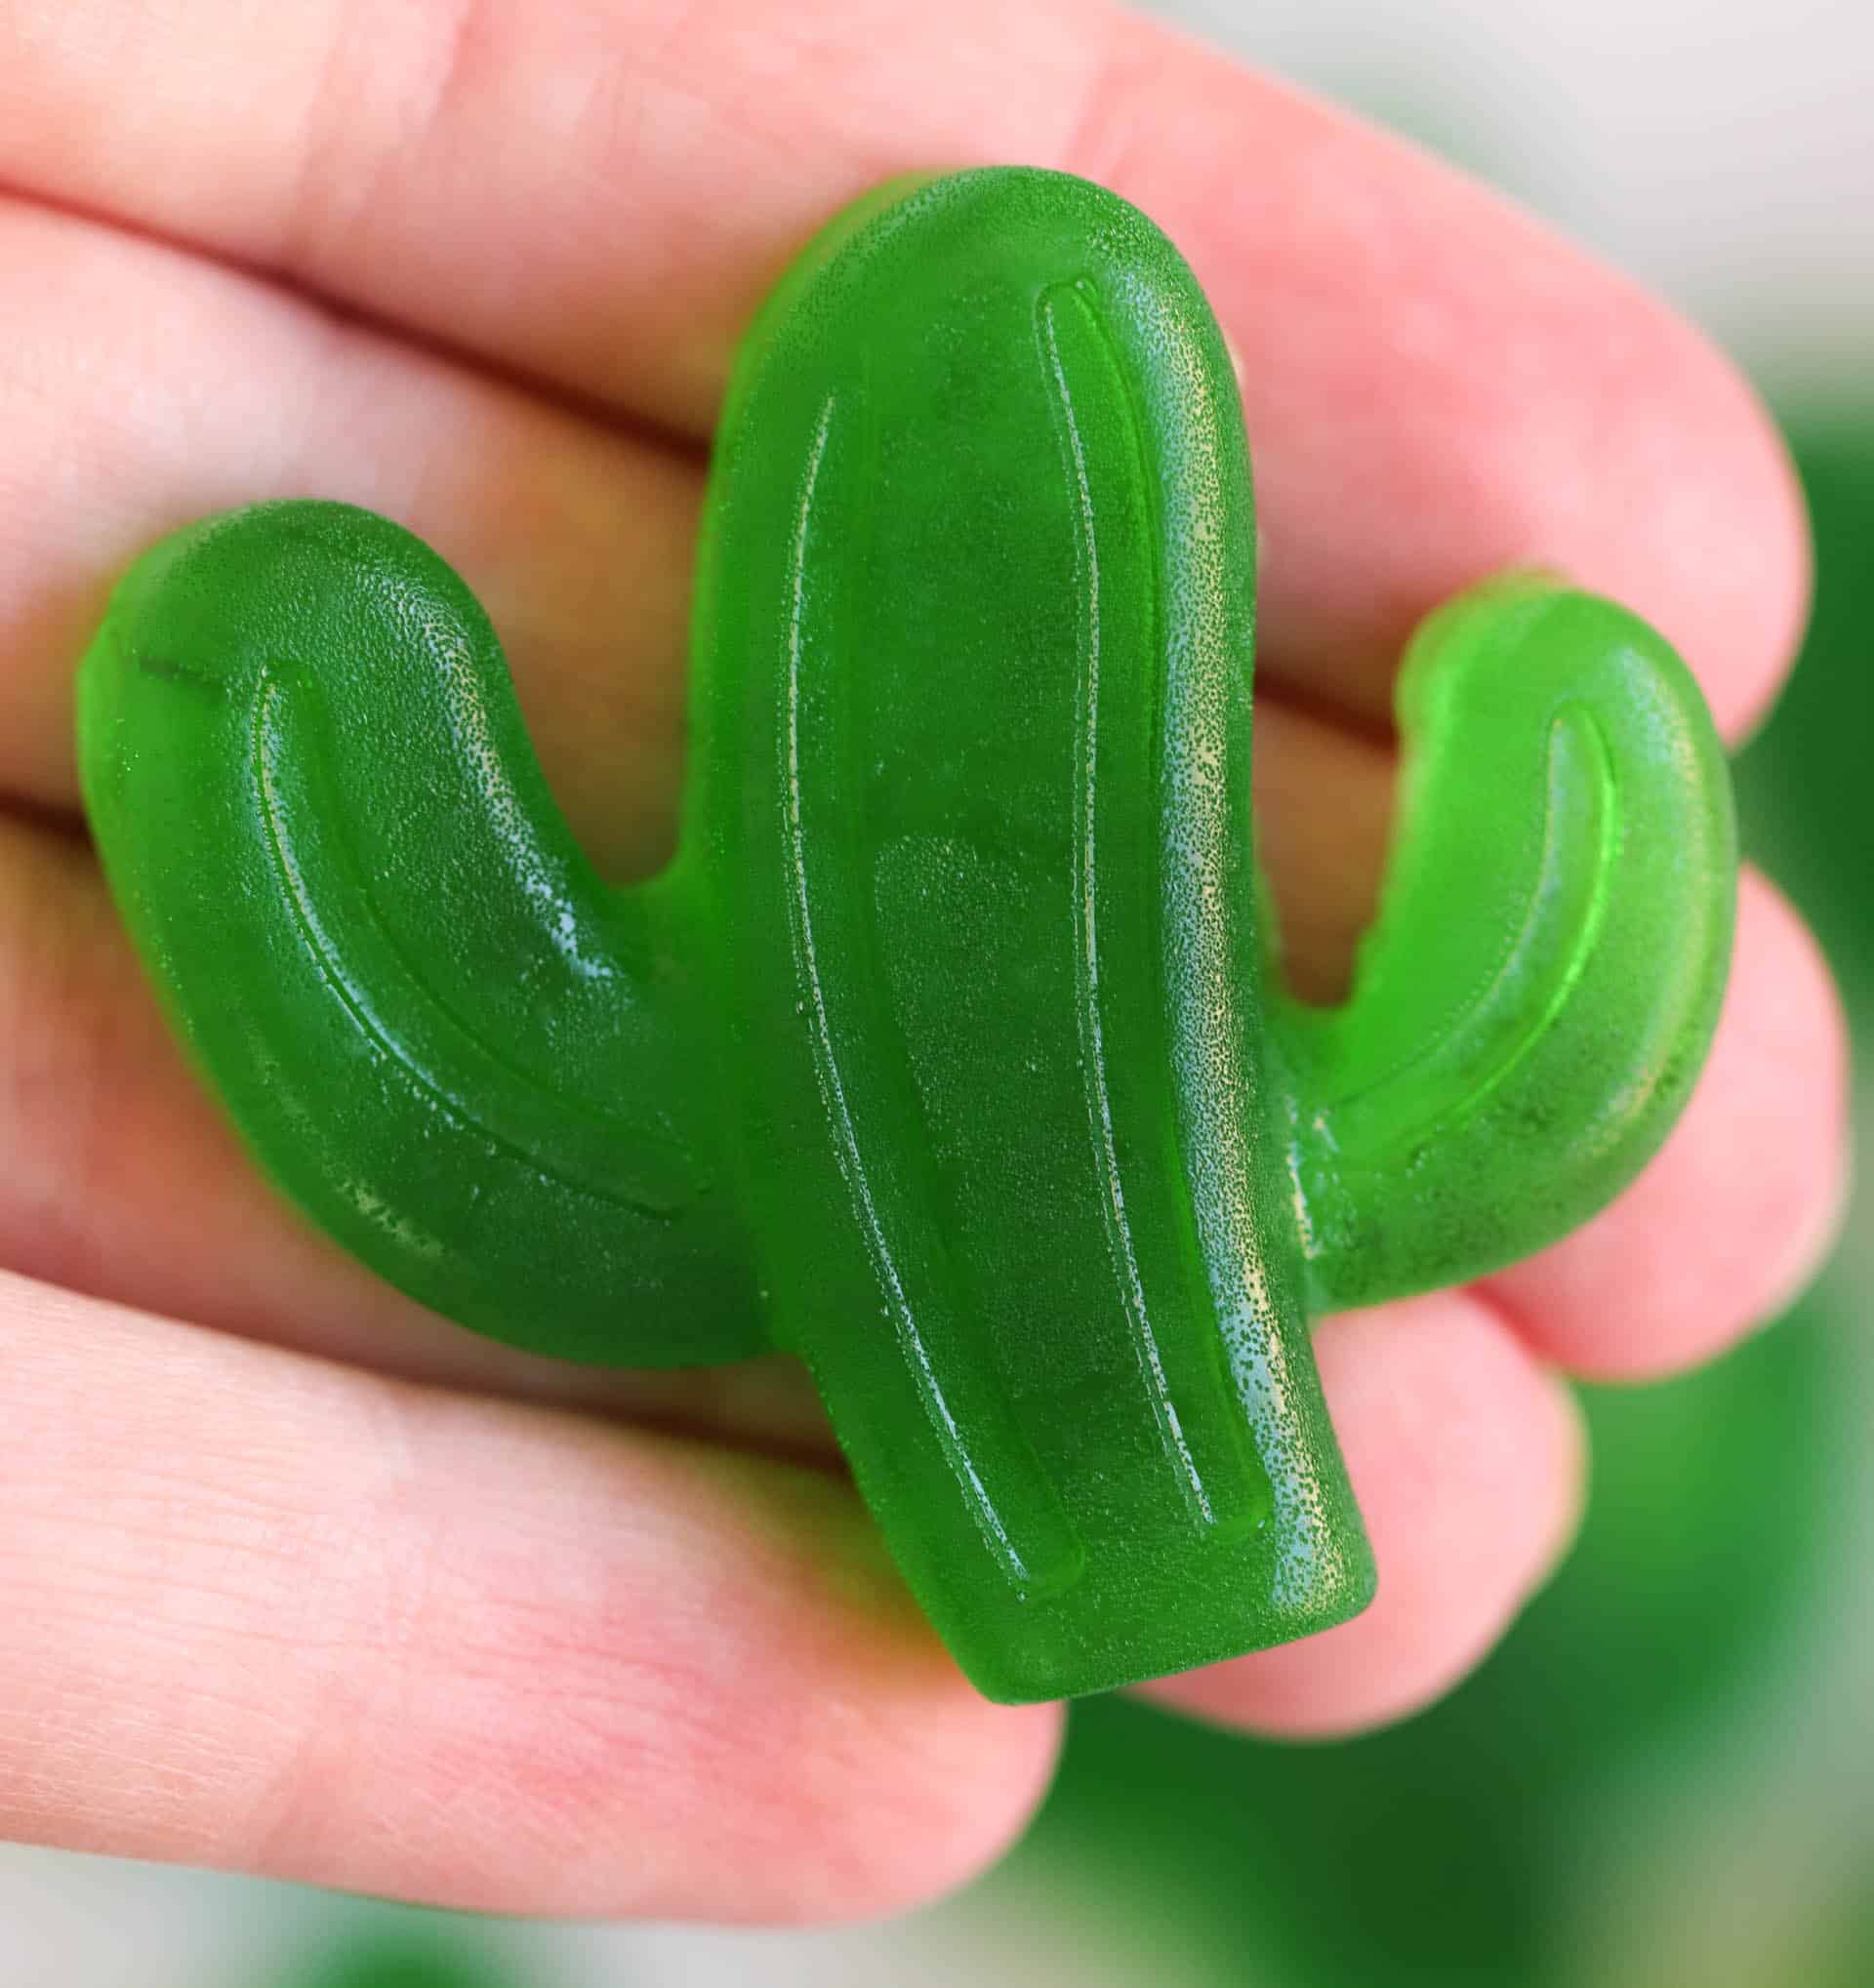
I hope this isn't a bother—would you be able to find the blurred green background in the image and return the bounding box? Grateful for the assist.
[2,3,1866,1983]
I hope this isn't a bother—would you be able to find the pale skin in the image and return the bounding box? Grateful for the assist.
[0,0,1849,1927]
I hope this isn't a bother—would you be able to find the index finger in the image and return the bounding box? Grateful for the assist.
[0,1266,1060,1921]
[0,0,1809,736]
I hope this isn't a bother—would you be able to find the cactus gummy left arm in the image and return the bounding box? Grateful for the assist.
[76,167,1736,1703]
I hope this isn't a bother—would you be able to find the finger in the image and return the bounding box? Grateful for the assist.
[1479,870,1851,1379]
[1250,699,1394,1004]
[0,192,701,860]
[0,1267,1062,1921]
[0,0,1809,737]
[1141,1294,1585,1737]
[0,813,835,1449]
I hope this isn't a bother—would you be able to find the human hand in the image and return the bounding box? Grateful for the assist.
[0,0,1847,1926]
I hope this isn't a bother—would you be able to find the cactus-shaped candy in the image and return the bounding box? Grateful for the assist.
[77,169,1735,1703]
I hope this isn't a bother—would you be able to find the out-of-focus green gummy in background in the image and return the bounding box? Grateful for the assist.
[78,168,1736,1704]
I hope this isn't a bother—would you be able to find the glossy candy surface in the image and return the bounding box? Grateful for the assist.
[78,168,1737,1703]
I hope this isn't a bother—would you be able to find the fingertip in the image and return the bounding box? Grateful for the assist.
[1560,307,1813,748]
[761,1656,1065,1927]
[1140,1295,1586,1739]
[357,1425,1068,1927]
[701,1498,1068,1926]
[1082,30,1814,741]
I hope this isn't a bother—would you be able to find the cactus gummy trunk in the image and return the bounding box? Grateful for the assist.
[687,173,1372,1694]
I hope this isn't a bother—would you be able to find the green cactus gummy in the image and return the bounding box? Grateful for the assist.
[76,168,1735,1703]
